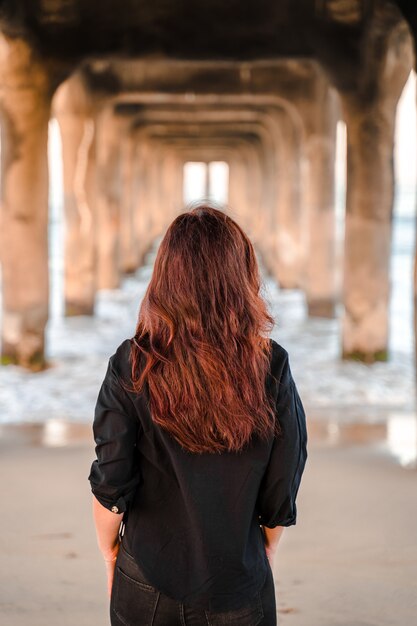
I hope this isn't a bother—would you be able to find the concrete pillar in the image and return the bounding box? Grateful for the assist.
[95,107,124,289]
[163,150,185,221]
[148,148,184,236]
[172,153,185,216]
[151,145,176,237]
[229,143,265,256]
[145,144,166,242]
[246,145,268,261]
[229,154,252,231]
[254,139,278,276]
[340,25,413,362]
[132,137,157,264]
[271,109,304,289]
[53,75,97,315]
[120,130,139,273]
[0,37,51,369]
[301,78,339,318]
[342,97,400,361]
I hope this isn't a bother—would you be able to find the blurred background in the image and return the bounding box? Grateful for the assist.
[0,1,416,625]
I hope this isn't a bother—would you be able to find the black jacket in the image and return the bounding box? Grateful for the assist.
[88,337,308,612]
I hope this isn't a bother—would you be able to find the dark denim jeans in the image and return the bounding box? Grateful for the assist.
[110,541,277,626]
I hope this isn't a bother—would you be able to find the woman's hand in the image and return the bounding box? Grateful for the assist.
[265,544,276,568]
[261,524,284,569]
[92,496,124,596]
[103,542,120,597]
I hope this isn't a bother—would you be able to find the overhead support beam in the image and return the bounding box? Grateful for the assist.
[86,61,332,299]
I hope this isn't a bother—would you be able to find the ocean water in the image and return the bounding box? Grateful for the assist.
[0,184,415,429]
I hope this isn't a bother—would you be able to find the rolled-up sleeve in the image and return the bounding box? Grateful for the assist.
[256,352,308,528]
[88,358,142,514]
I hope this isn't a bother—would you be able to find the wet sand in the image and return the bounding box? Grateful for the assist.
[0,426,416,626]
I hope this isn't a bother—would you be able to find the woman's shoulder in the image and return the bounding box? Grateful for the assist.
[108,338,134,380]
[269,338,290,382]
[269,337,289,362]
[112,337,133,357]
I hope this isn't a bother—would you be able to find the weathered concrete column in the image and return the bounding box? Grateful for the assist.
[132,137,159,265]
[95,107,125,289]
[53,74,97,315]
[144,143,167,242]
[172,153,186,216]
[120,129,140,273]
[229,153,251,231]
[141,138,195,243]
[143,146,184,241]
[162,150,184,221]
[269,107,304,289]
[342,99,402,360]
[0,37,52,369]
[131,142,146,265]
[152,145,180,234]
[249,142,275,274]
[229,144,264,254]
[302,80,339,317]
[340,25,413,361]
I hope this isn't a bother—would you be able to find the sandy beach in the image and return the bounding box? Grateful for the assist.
[1,424,416,626]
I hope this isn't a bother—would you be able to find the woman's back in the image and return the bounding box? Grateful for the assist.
[89,335,307,613]
[88,203,308,624]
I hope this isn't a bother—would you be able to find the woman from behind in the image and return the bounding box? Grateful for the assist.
[89,203,308,626]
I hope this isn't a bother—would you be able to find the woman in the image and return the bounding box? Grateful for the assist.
[88,203,308,626]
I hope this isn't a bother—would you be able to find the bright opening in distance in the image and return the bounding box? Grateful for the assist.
[183,161,229,204]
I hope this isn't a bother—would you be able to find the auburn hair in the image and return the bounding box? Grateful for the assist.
[123,202,280,454]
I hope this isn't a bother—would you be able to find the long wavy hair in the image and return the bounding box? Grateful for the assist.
[124,203,279,454]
